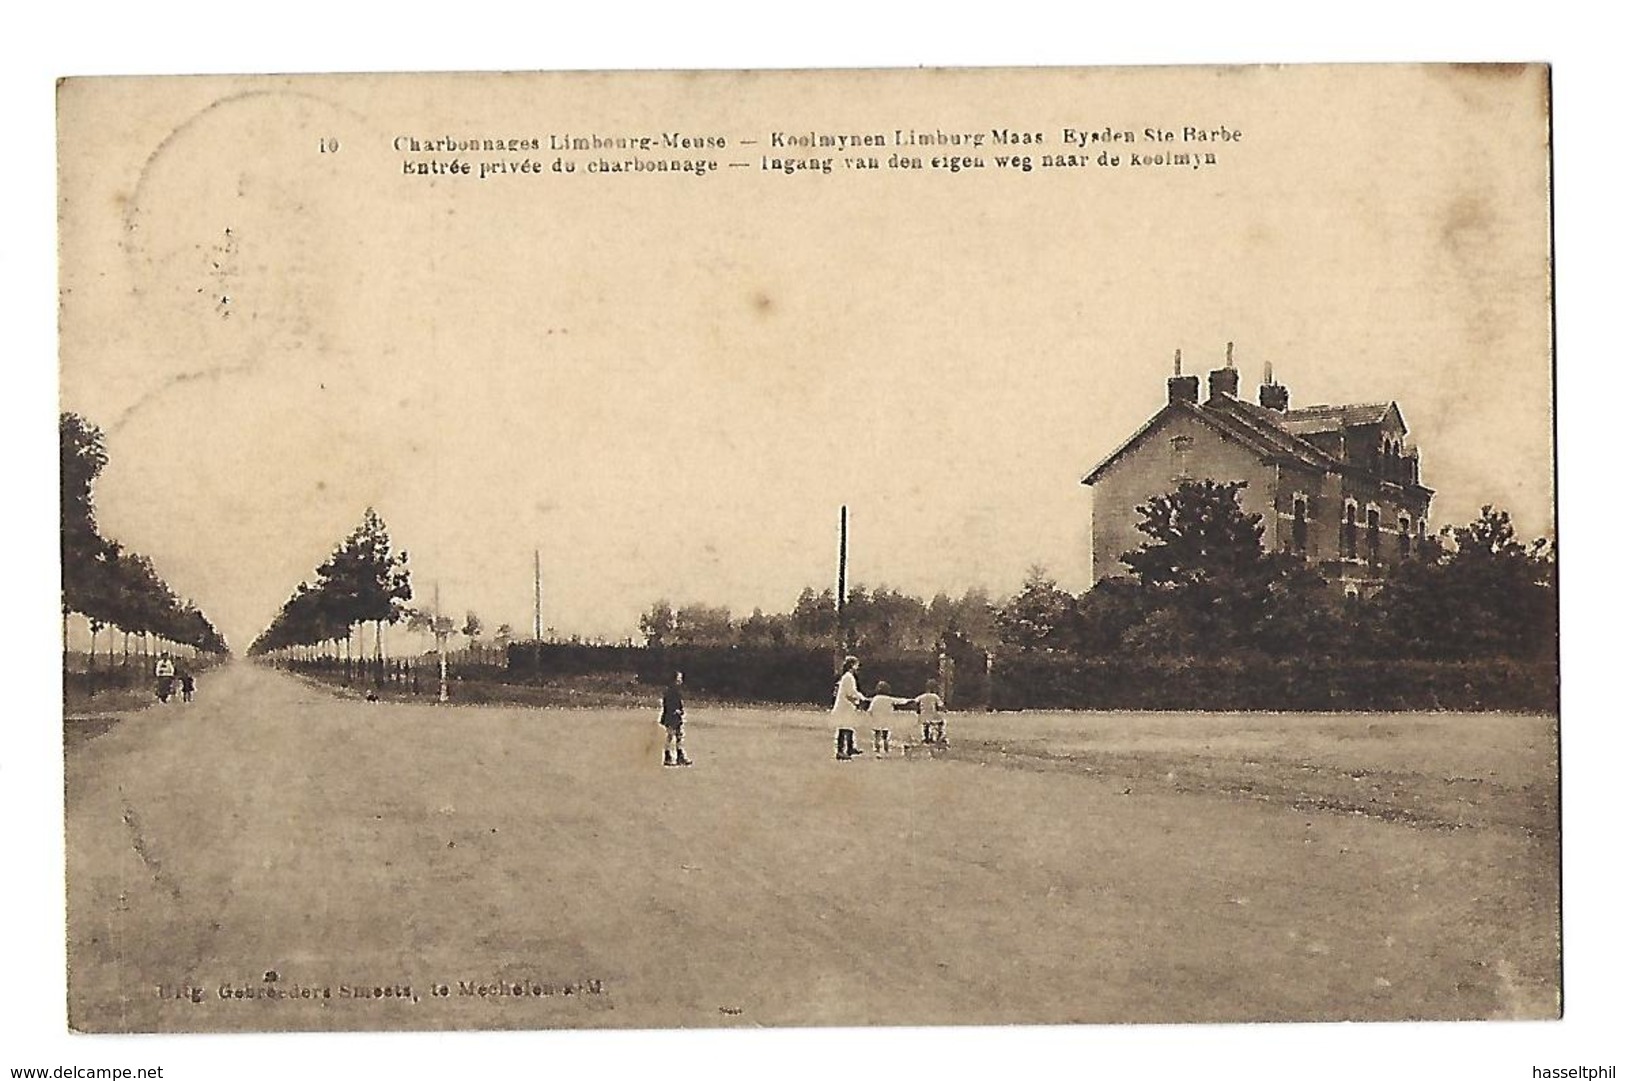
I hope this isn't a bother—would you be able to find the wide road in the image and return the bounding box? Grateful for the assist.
[65,661,1560,1032]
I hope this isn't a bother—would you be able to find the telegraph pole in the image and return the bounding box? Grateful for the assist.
[534,548,543,642]
[433,580,449,703]
[837,505,849,653]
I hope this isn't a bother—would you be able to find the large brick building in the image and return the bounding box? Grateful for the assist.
[1082,347,1434,595]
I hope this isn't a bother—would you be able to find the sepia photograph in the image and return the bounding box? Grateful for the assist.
[53,62,1559,1039]
[12,11,1617,1076]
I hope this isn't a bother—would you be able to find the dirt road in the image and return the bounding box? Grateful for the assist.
[64,662,1559,1032]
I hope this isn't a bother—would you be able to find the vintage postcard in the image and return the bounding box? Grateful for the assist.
[57,64,1556,1034]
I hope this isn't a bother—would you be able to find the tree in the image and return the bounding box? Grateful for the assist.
[405,608,435,655]
[313,507,412,660]
[673,604,734,646]
[1247,551,1343,656]
[737,607,777,647]
[249,511,410,662]
[1118,479,1336,656]
[1073,576,1153,656]
[866,587,933,651]
[60,411,231,659]
[996,565,1079,651]
[1366,505,1555,661]
[789,587,837,645]
[639,599,677,646]
[1121,479,1266,589]
[841,584,871,649]
[60,413,107,552]
[61,414,109,647]
[945,587,998,649]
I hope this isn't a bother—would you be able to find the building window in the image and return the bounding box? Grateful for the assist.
[1170,435,1192,480]
[1366,506,1381,566]
[1341,502,1358,559]
[1398,515,1412,560]
[1292,496,1308,555]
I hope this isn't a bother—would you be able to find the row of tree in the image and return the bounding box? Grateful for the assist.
[60,413,229,659]
[398,609,519,657]
[246,508,413,658]
[636,480,1556,663]
[638,585,1003,653]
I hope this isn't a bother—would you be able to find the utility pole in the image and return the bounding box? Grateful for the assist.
[534,548,543,642]
[433,580,449,703]
[837,505,848,653]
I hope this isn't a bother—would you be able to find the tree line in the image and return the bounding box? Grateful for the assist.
[399,609,517,657]
[60,413,229,660]
[636,479,1556,665]
[247,508,413,659]
[638,584,1002,654]
[1038,480,1554,663]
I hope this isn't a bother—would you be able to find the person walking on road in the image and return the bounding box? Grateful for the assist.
[660,670,692,767]
[154,653,176,703]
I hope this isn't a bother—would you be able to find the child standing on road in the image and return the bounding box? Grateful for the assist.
[179,670,196,704]
[914,681,946,745]
[867,680,912,756]
[660,671,692,767]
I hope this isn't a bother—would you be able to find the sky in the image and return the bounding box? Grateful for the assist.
[58,65,1554,651]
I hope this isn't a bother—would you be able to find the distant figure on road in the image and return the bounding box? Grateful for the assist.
[660,671,691,767]
[179,669,196,704]
[866,680,911,756]
[914,681,947,745]
[154,653,175,703]
[831,655,865,760]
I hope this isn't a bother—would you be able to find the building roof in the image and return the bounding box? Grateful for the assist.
[1081,397,1338,485]
[1277,402,1404,435]
[1214,397,1346,469]
[1081,394,1419,488]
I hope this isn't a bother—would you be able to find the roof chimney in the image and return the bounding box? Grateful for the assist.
[1207,342,1240,400]
[1258,360,1289,411]
[1167,347,1199,404]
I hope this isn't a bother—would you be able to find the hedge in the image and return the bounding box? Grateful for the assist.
[509,641,944,705]
[988,653,1557,713]
[284,644,1556,713]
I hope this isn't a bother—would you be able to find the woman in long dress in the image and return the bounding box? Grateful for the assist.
[830,655,864,759]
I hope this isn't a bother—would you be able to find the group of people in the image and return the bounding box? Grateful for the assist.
[654,655,949,767]
[153,652,197,704]
[830,655,946,760]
